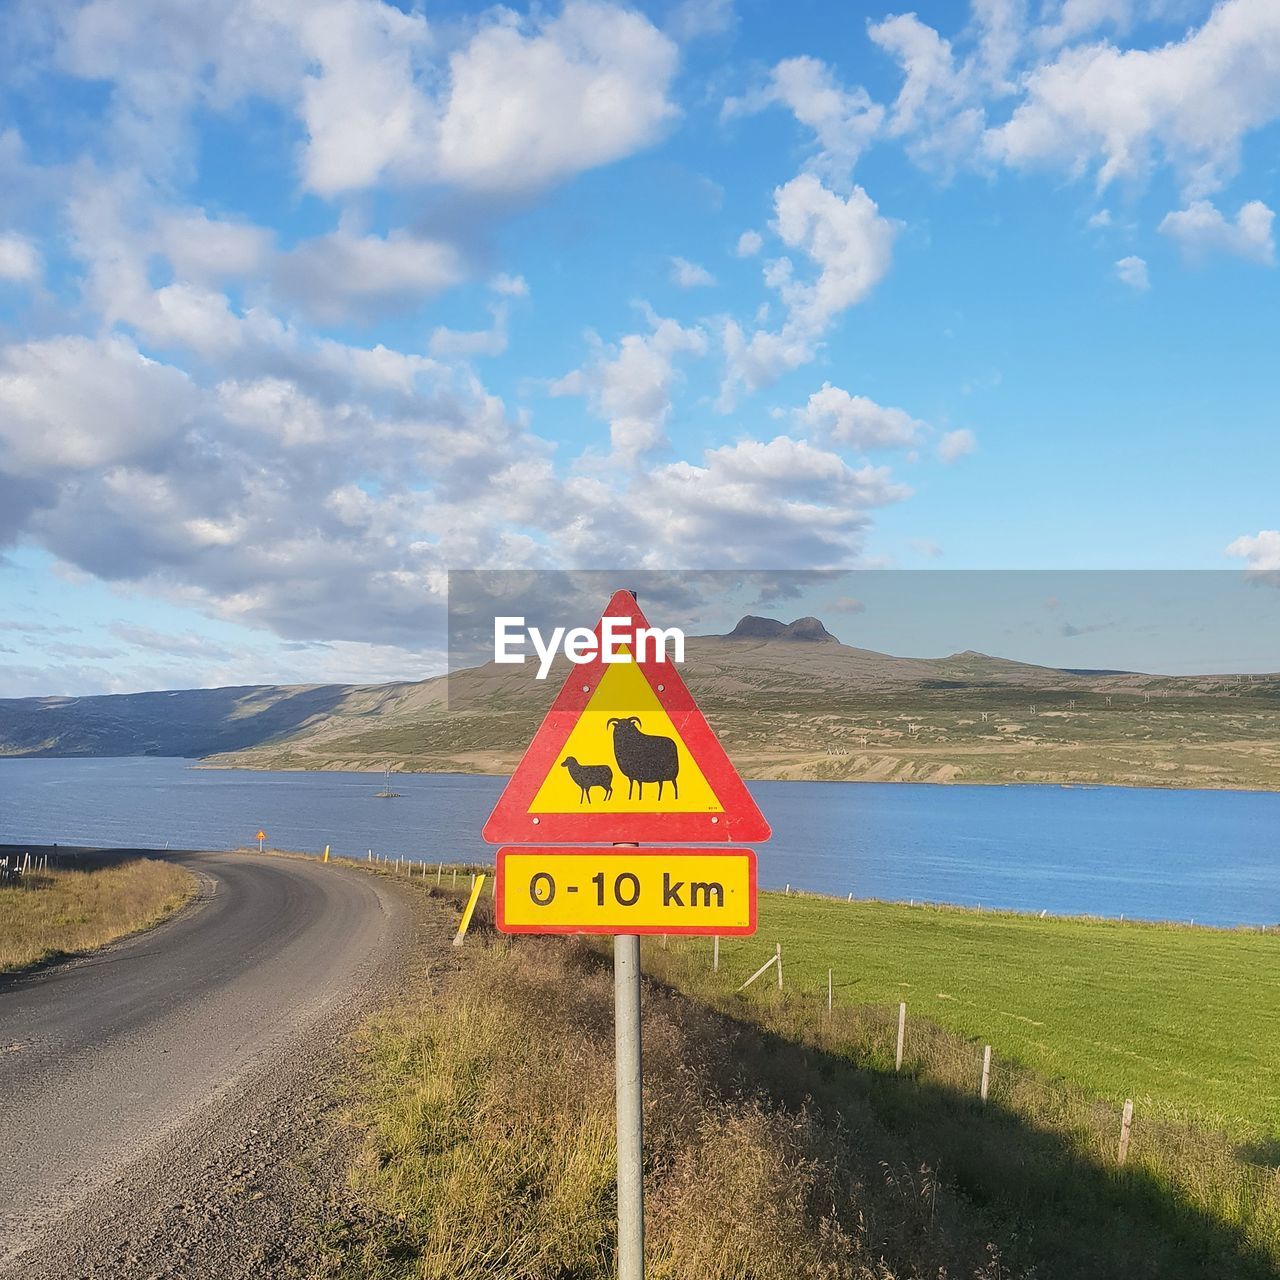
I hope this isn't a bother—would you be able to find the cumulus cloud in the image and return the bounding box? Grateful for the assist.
[670,257,716,288]
[1114,254,1150,290]
[868,13,984,173]
[557,436,911,568]
[433,2,679,194]
[490,273,530,297]
[1227,530,1280,571]
[795,384,924,450]
[0,335,196,476]
[1158,200,1275,265]
[724,55,883,180]
[429,305,511,359]
[721,174,898,404]
[0,232,41,283]
[551,314,708,463]
[274,228,467,323]
[937,427,977,462]
[984,0,1280,197]
[55,0,679,198]
[735,230,763,257]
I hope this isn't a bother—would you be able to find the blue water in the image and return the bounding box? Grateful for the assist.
[0,757,1276,927]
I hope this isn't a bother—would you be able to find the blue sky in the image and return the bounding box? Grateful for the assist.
[0,0,1277,695]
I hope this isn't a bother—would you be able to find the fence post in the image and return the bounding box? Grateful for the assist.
[981,1045,992,1102]
[895,1002,906,1071]
[1118,1099,1134,1165]
[437,862,443,885]
[713,935,719,973]
[452,867,457,889]
[827,968,833,1019]
[775,943,783,991]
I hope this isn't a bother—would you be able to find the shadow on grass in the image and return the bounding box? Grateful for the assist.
[558,943,1280,1280]
[1240,1138,1280,1171]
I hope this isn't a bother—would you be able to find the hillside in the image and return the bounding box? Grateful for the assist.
[3,617,1279,790]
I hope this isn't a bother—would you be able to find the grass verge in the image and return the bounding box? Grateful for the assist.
[0,857,196,971]
[332,873,1280,1279]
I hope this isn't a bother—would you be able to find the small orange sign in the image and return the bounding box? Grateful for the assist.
[256,830,266,841]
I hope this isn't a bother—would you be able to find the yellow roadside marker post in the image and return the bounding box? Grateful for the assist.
[453,874,486,947]
[323,845,330,863]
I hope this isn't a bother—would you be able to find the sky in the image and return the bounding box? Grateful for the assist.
[0,0,1278,697]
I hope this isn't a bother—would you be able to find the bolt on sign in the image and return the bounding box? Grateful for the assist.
[497,847,756,936]
[483,589,771,846]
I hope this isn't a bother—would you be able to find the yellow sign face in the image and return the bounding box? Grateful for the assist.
[497,847,757,936]
[527,650,723,815]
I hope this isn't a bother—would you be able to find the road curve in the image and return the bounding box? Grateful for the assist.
[0,850,409,1274]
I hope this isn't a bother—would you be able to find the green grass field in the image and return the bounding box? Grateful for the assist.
[665,894,1280,1138]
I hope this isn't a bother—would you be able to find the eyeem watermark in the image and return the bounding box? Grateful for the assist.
[494,616,685,680]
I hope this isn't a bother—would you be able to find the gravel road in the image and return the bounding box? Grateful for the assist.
[0,850,429,1278]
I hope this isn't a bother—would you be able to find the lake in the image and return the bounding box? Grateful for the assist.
[0,757,1276,927]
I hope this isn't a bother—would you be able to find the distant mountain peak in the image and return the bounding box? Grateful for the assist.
[725,614,837,643]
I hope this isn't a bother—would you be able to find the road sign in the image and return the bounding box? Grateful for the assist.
[496,846,756,936]
[255,830,266,841]
[483,590,771,844]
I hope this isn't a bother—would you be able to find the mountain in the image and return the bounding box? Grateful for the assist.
[2,615,1278,790]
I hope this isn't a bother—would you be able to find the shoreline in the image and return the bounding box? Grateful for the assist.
[3,751,1279,794]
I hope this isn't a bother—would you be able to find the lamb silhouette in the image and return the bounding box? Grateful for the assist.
[607,716,680,801]
[560,757,614,804]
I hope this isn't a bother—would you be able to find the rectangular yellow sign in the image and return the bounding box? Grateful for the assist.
[496,846,757,936]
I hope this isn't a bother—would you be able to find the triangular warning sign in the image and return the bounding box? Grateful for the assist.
[483,590,770,844]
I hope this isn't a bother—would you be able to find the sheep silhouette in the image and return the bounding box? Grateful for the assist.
[560,757,614,804]
[607,716,680,801]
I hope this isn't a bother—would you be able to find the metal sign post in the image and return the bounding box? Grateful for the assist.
[614,933,644,1279]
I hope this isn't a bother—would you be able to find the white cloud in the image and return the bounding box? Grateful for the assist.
[670,256,716,288]
[56,0,679,199]
[0,232,41,283]
[720,175,898,406]
[725,56,883,180]
[666,0,735,41]
[985,0,1280,197]
[771,174,898,333]
[490,273,530,297]
[1226,529,1280,571]
[1158,199,1275,265]
[1087,208,1113,229]
[0,335,196,475]
[735,230,763,257]
[156,210,273,283]
[558,435,911,568]
[274,228,466,323]
[1035,0,1137,51]
[433,1,678,194]
[1114,254,1150,290]
[552,314,708,462]
[796,383,924,450]
[937,427,977,462]
[429,305,510,359]
[868,13,983,172]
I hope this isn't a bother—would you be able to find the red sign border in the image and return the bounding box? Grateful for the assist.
[482,590,771,844]
[495,845,758,936]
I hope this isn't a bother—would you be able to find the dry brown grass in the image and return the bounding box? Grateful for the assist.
[341,938,1016,1280]
[0,858,196,971]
